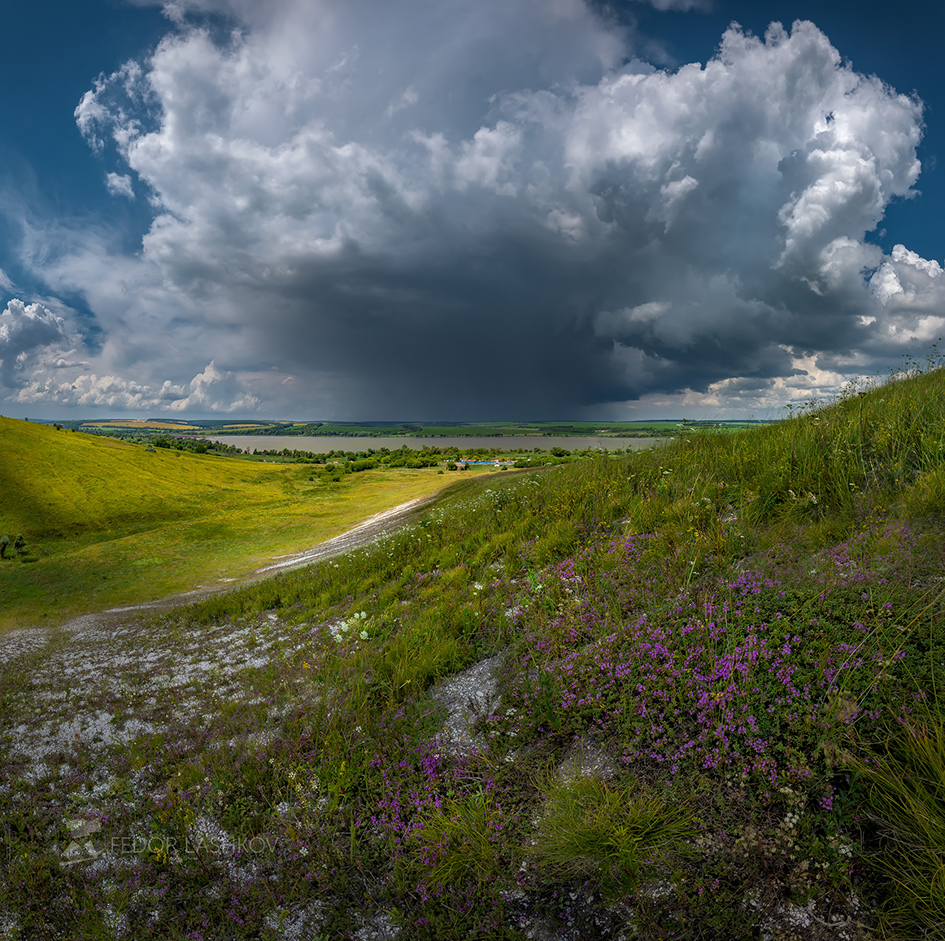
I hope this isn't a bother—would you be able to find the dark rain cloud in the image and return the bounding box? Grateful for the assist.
[12,0,944,416]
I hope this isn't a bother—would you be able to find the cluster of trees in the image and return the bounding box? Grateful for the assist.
[385,451,440,468]
[251,444,477,468]
[310,450,441,477]
[81,429,246,456]
[0,534,25,559]
[147,436,243,455]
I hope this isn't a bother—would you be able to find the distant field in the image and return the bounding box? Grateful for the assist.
[301,420,687,437]
[182,420,688,437]
[62,418,770,440]
[0,419,479,631]
[80,421,204,432]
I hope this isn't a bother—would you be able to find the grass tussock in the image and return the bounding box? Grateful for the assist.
[529,775,697,896]
[1,362,945,939]
[850,712,945,938]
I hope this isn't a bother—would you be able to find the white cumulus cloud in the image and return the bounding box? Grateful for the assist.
[106,173,135,198]
[8,2,940,418]
[13,362,258,412]
[168,361,259,411]
[0,299,71,388]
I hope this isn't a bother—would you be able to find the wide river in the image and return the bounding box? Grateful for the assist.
[207,434,666,454]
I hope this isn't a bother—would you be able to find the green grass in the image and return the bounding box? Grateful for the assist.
[529,775,697,897]
[0,419,483,630]
[849,709,945,938]
[2,364,945,939]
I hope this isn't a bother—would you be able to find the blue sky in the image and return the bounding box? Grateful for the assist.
[1,0,943,420]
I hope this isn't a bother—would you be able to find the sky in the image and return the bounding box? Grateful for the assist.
[1,0,943,421]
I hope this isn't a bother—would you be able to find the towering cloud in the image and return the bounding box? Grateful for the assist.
[10,2,942,416]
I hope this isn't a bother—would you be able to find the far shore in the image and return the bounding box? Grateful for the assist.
[206,433,666,452]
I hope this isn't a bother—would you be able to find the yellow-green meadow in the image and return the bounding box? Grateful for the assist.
[0,418,479,630]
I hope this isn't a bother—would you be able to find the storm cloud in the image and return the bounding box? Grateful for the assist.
[14,1,945,416]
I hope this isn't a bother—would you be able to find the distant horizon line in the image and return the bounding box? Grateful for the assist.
[8,416,777,426]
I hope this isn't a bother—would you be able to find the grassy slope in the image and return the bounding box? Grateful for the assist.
[2,369,945,940]
[172,366,944,938]
[0,419,475,630]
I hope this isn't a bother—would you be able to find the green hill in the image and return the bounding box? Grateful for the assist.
[0,418,458,629]
[1,419,292,537]
[165,364,945,938]
[2,367,945,939]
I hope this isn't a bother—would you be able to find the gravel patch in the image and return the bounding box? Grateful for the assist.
[0,628,52,667]
[557,734,618,782]
[429,653,504,753]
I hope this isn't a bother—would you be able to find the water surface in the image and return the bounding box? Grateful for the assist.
[208,434,666,453]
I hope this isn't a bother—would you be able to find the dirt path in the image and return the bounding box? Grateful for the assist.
[255,493,436,574]
[0,491,439,661]
[98,490,439,615]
